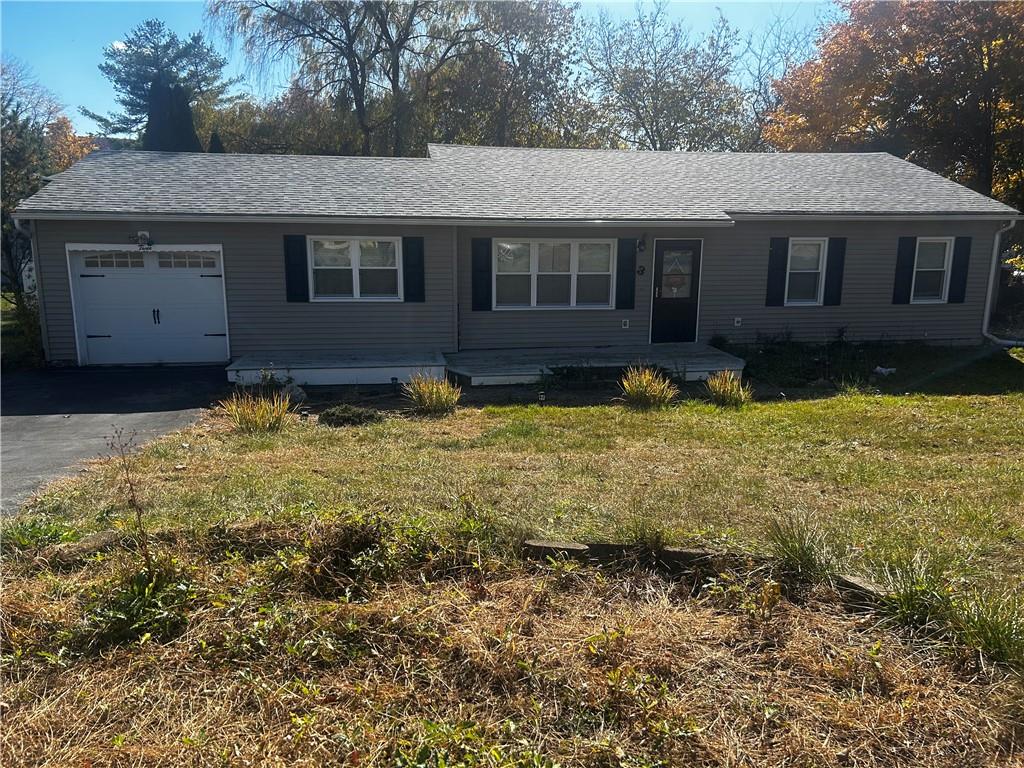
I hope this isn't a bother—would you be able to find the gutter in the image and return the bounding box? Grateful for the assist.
[8,211,737,228]
[982,219,1022,347]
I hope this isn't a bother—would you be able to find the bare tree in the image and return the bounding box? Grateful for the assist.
[582,1,744,151]
[737,8,816,150]
[1,56,62,125]
[209,0,478,156]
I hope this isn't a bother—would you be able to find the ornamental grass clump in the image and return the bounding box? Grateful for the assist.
[765,512,835,581]
[403,374,461,416]
[219,391,291,434]
[704,369,753,408]
[618,366,678,409]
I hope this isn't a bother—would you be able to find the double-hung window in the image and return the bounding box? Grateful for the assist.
[911,237,952,303]
[784,238,827,306]
[493,239,615,309]
[308,236,402,300]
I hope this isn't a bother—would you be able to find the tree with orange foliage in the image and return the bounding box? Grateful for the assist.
[765,1,1024,210]
[45,116,96,172]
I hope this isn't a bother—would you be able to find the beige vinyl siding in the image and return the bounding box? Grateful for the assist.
[457,220,1000,350]
[34,220,457,363]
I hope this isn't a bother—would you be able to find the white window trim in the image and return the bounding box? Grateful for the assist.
[784,237,828,307]
[307,235,404,302]
[910,236,953,304]
[492,238,617,310]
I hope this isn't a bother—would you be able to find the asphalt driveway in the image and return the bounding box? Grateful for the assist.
[1,366,229,514]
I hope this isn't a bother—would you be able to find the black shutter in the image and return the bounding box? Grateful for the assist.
[284,234,309,302]
[471,238,492,311]
[402,236,425,302]
[823,237,846,306]
[765,237,789,306]
[615,238,637,310]
[892,236,916,304]
[948,236,972,303]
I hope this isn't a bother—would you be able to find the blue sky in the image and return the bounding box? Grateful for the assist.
[2,0,832,135]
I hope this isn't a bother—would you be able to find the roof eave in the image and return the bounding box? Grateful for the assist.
[728,211,1021,221]
[11,210,737,227]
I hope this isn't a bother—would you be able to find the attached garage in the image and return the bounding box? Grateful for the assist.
[67,244,229,365]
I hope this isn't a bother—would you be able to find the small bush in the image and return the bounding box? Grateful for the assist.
[618,366,678,409]
[878,552,955,630]
[952,588,1024,670]
[765,512,834,581]
[704,369,752,408]
[319,404,384,428]
[403,374,461,415]
[220,390,290,433]
[84,558,190,649]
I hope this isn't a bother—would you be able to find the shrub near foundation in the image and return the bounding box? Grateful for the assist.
[704,370,752,408]
[219,391,291,433]
[403,374,462,415]
[618,366,679,409]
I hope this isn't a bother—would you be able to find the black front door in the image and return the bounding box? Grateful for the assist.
[651,239,701,343]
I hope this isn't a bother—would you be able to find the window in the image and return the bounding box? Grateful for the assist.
[785,238,827,306]
[308,237,402,300]
[81,251,145,268]
[911,237,952,303]
[158,252,217,269]
[493,239,615,309]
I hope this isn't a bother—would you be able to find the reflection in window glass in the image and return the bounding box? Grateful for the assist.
[493,240,614,308]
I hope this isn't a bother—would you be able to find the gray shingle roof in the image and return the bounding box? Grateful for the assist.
[428,144,1019,218]
[15,144,1018,221]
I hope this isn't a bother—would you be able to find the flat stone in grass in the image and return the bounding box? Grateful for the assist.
[522,539,590,562]
[833,573,886,609]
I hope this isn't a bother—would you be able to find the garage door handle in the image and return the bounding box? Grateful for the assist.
[152,309,157,324]
[86,334,112,338]
[201,274,222,278]
[80,274,105,278]
[204,333,226,337]
[156,309,161,324]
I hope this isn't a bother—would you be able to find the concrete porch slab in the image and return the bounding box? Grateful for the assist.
[226,351,447,386]
[444,343,745,386]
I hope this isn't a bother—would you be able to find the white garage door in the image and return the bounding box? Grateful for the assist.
[69,245,229,365]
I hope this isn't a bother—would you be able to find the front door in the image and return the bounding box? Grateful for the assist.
[651,239,701,343]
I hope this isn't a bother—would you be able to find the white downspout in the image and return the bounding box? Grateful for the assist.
[982,218,1022,346]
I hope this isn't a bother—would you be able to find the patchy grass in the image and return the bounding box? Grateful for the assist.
[3,547,1021,766]
[2,346,1023,765]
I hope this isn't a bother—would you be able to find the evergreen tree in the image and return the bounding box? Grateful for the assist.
[142,73,202,152]
[207,129,226,153]
[82,18,239,138]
